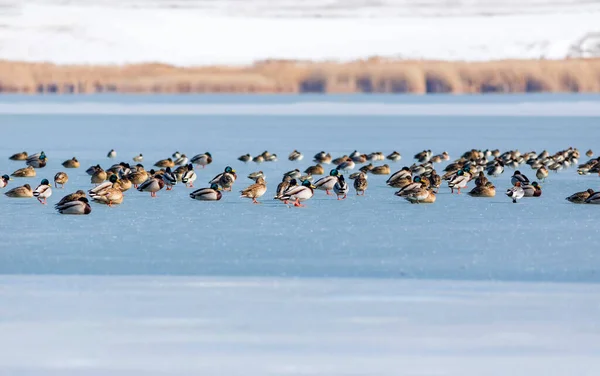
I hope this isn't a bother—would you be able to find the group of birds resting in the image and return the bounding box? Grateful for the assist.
[1,146,599,215]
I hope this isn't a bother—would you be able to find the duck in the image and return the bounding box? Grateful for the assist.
[191,152,212,168]
[429,170,441,192]
[0,174,10,189]
[5,183,33,198]
[125,164,149,188]
[265,153,278,162]
[26,151,47,168]
[54,172,68,188]
[474,171,488,187]
[238,154,252,163]
[240,176,267,204]
[89,174,119,196]
[522,182,542,197]
[332,155,349,165]
[55,190,86,207]
[172,151,181,159]
[351,154,368,164]
[115,176,132,192]
[394,176,422,197]
[304,164,324,175]
[154,158,175,168]
[137,176,165,197]
[174,154,188,166]
[288,150,304,161]
[89,176,124,206]
[210,166,237,191]
[414,150,432,163]
[448,169,469,194]
[511,170,530,186]
[9,151,28,161]
[359,163,374,174]
[386,167,411,186]
[11,165,36,178]
[386,151,402,162]
[586,149,594,158]
[280,179,315,207]
[248,171,264,181]
[333,175,349,200]
[284,169,301,180]
[133,154,144,162]
[190,183,223,201]
[86,165,99,176]
[161,167,177,190]
[370,164,390,175]
[536,166,549,182]
[486,161,504,177]
[353,172,368,195]
[274,176,295,201]
[62,157,80,168]
[336,157,355,171]
[313,169,340,195]
[299,173,313,182]
[566,189,595,204]
[55,197,92,215]
[91,166,108,185]
[585,191,600,204]
[467,182,496,197]
[404,188,435,204]
[107,149,117,159]
[252,155,264,163]
[506,181,525,203]
[181,164,197,188]
[314,151,332,164]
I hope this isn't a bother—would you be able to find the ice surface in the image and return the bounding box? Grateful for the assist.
[0,94,599,281]
[1,276,600,376]
[0,1,599,64]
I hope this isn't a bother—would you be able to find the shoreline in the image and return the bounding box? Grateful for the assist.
[1,58,600,94]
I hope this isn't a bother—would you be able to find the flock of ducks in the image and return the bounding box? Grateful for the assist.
[1,147,599,215]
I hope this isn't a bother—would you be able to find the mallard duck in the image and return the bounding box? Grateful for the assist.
[333,175,349,200]
[313,169,340,195]
[467,182,496,197]
[154,158,175,168]
[252,155,264,163]
[137,176,165,197]
[11,165,36,178]
[248,171,264,181]
[304,164,324,175]
[585,191,600,204]
[414,150,432,163]
[386,167,411,186]
[172,151,181,159]
[181,164,197,188]
[370,164,390,175]
[523,182,542,197]
[54,172,68,188]
[404,188,434,204]
[191,152,212,168]
[566,189,594,203]
[190,183,222,201]
[284,169,301,179]
[386,151,401,162]
[0,174,10,189]
[586,149,594,158]
[288,150,303,161]
[388,176,412,189]
[353,172,368,195]
[429,170,441,192]
[536,166,548,181]
[265,153,278,162]
[91,166,108,185]
[280,179,315,207]
[5,183,33,198]
[89,174,119,196]
[506,181,525,203]
[107,149,117,159]
[209,166,236,191]
[238,154,251,163]
[161,167,177,190]
[55,197,91,215]
[240,176,267,204]
[89,176,124,206]
[448,169,469,194]
[26,151,47,168]
[133,154,144,162]
[126,164,148,188]
[336,158,355,172]
[274,176,294,201]
[174,154,188,166]
[115,176,132,192]
[62,157,80,168]
[313,151,332,164]
[86,165,98,176]
[511,170,530,186]
[9,151,28,161]
[486,161,504,177]
[395,176,422,197]
[359,163,374,174]
[55,190,86,207]
[351,154,368,164]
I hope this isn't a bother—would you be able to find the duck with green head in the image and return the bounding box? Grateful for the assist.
[33,178,52,204]
[313,169,339,195]
[281,179,315,207]
[0,174,10,189]
[190,183,222,201]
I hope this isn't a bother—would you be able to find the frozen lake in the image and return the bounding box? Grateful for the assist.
[1,94,599,375]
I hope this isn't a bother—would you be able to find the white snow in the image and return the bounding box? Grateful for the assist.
[0,0,599,65]
[1,276,599,376]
